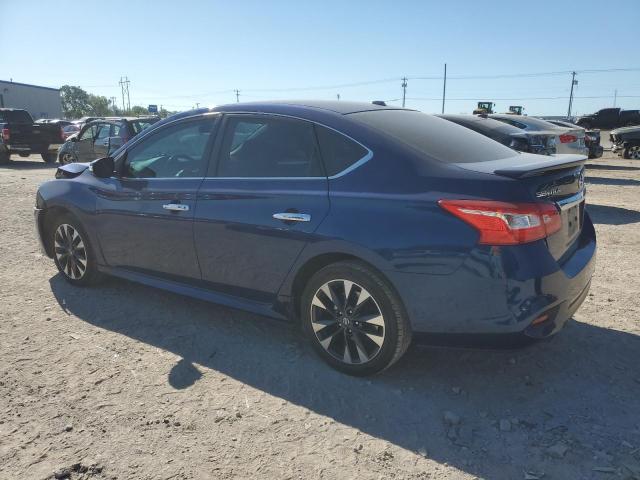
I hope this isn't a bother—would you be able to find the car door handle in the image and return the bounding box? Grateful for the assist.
[273,212,311,222]
[163,203,189,212]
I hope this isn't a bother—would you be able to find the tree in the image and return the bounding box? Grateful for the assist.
[60,85,111,118]
[60,85,91,119]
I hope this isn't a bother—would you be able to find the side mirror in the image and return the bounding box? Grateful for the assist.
[70,136,78,142]
[90,156,115,178]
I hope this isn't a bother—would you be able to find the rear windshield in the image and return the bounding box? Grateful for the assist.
[0,110,34,124]
[349,109,515,163]
[492,115,561,131]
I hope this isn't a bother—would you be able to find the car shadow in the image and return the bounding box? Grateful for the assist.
[0,159,57,170]
[586,203,640,225]
[48,273,640,479]
[585,176,640,186]
[586,163,640,171]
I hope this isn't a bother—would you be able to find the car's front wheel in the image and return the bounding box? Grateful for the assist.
[41,152,57,164]
[59,152,77,165]
[51,215,101,286]
[301,261,412,376]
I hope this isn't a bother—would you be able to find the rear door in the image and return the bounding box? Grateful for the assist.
[193,114,330,303]
[95,115,218,280]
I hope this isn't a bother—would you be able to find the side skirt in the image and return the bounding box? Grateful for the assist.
[98,265,289,322]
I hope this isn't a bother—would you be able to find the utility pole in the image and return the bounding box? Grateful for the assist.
[195,102,200,109]
[401,77,408,108]
[110,96,117,115]
[567,71,577,119]
[336,93,340,101]
[234,89,240,103]
[441,63,447,114]
[613,89,618,107]
[119,76,131,112]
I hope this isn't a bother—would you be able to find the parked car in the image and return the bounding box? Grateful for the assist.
[35,101,596,375]
[545,119,603,159]
[58,116,160,164]
[490,114,588,156]
[576,108,640,130]
[438,114,556,155]
[62,124,81,140]
[0,108,66,164]
[610,125,640,159]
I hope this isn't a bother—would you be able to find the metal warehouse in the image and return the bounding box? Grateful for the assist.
[0,80,62,120]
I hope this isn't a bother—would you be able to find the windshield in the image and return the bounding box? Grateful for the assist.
[0,110,34,124]
[350,109,515,163]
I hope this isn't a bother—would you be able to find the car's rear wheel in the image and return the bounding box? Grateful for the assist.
[0,151,9,164]
[59,152,76,165]
[51,215,101,286]
[301,261,411,376]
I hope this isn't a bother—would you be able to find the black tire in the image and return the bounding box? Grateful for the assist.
[58,152,76,165]
[623,145,640,160]
[41,152,56,163]
[0,151,9,165]
[301,260,412,376]
[51,213,102,286]
[18,153,29,158]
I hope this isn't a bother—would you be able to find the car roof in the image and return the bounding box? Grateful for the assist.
[212,100,410,116]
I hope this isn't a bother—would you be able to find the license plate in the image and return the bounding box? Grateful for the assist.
[567,204,580,237]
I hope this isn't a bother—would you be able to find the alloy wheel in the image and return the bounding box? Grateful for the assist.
[54,224,87,280]
[310,279,385,364]
[630,146,640,160]
[61,153,75,165]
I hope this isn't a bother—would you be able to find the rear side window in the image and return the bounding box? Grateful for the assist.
[216,116,323,177]
[350,110,514,163]
[315,126,368,176]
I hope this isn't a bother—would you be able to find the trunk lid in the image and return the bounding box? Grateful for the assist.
[455,153,587,260]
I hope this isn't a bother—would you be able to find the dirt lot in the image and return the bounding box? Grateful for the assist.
[0,152,639,480]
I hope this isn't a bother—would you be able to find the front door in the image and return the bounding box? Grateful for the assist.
[193,114,330,303]
[75,123,98,162]
[92,122,112,159]
[94,115,218,281]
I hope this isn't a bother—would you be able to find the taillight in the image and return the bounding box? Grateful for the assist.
[438,200,562,245]
[559,134,577,144]
[60,126,65,142]
[1,128,9,141]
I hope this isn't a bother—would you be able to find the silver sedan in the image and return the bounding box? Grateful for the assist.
[489,114,588,156]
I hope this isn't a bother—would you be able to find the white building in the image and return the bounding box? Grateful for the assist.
[0,80,63,120]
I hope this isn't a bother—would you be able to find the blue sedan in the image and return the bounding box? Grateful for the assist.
[34,101,596,375]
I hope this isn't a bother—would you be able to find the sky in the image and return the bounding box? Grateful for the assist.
[2,0,639,116]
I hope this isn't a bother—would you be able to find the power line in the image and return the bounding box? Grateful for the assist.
[119,76,130,111]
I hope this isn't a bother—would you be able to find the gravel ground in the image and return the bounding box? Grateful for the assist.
[0,152,639,480]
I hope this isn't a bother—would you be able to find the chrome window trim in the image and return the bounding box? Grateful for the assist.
[211,111,373,180]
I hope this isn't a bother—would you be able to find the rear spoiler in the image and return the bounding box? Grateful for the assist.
[455,153,587,179]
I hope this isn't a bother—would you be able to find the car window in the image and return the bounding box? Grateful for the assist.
[0,110,33,124]
[350,110,515,163]
[123,118,215,178]
[112,123,121,137]
[79,125,97,141]
[130,119,157,135]
[95,123,112,141]
[315,125,368,176]
[216,116,323,177]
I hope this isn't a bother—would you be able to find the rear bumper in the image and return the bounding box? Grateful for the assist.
[387,213,596,340]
